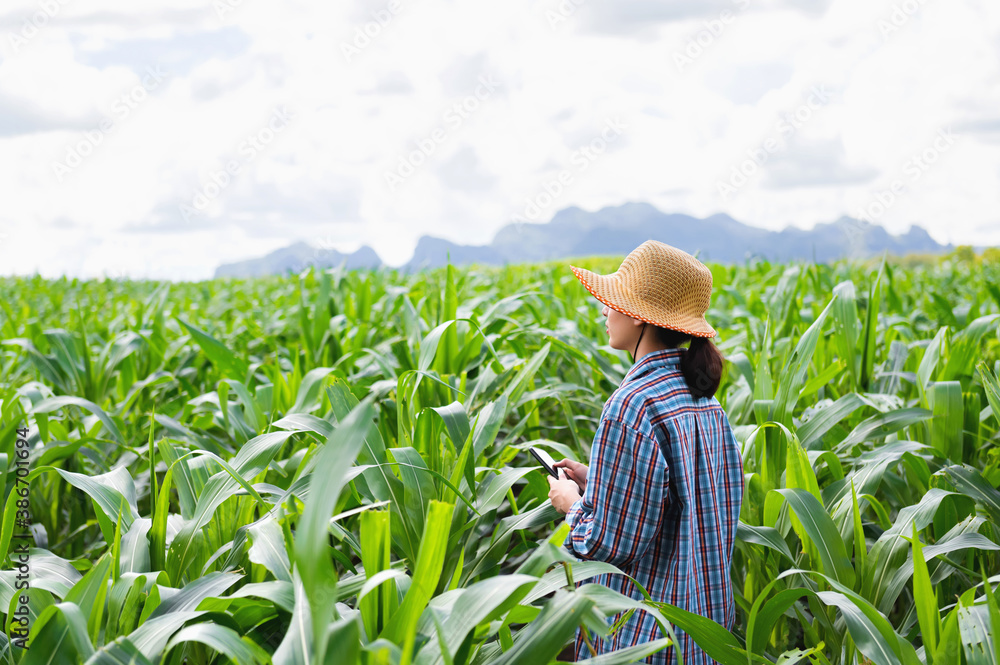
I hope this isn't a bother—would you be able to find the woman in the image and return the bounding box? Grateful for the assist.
[547,239,744,665]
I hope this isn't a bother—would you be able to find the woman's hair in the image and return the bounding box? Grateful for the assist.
[652,326,724,399]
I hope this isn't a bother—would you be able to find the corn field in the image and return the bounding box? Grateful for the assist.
[0,253,999,665]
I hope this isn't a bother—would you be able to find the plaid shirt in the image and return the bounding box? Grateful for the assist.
[564,347,744,664]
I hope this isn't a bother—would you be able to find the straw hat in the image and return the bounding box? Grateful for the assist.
[570,240,717,338]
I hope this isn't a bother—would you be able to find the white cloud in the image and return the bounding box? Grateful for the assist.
[1,0,999,280]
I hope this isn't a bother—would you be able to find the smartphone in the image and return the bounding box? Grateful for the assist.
[530,447,560,479]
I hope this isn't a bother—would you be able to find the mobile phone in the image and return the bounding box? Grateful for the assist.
[529,447,560,479]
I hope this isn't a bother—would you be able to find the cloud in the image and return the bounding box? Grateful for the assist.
[73,26,251,77]
[762,138,879,188]
[120,202,220,234]
[437,145,497,192]
[0,91,95,137]
[439,52,497,97]
[0,0,998,280]
[0,8,210,31]
[576,0,834,35]
[362,70,415,95]
[579,0,741,34]
[706,62,795,105]
[954,117,1000,144]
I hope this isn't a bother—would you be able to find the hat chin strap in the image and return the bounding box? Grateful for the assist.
[632,322,647,363]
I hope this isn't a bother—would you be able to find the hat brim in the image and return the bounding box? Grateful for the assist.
[570,264,717,338]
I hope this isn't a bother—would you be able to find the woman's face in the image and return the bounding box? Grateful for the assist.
[602,304,643,351]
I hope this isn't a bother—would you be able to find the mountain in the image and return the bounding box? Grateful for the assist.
[214,241,382,278]
[213,203,951,277]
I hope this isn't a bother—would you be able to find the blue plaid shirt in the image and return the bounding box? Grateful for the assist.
[564,347,744,664]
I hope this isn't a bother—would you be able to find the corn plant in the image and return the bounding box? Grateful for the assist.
[0,252,997,663]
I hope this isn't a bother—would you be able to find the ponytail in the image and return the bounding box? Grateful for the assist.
[680,336,724,399]
[651,326,725,398]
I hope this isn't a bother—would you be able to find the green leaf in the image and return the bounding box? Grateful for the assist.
[573,639,674,664]
[907,523,939,660]
[167,431,293,581]
[121,518,151,575]
[33,395,124,444]
[832,280,860,389]
[220,378,266,435]
[464,503,561,583]
[837,408,933,452]
[83,637,154,665]
[64,552,113,644]
[289,367,336,415]
[918,327,949,390]
[773,296,835,427]
[978,361,1000,425]
[22,602,94,665]
[164,623,269,665]
[945,465,1000,526]
[128,611,208,659]
[52,465,137,539]
[471,395,509,460]
[272,567,311,665]
[501,342,551,406]
[412,574,539,665]
[746,582,807,656]
[796,393,864,450]
[931,607,962,665]
[816,590,899,665]
[645,599,750,665]
[419,320,459,372]
[864,487,974,606]
[476,467,535,514]
[148,572,242,619]
[248,517,292,583]
[359,509,396,640]
[930,381,964,461]
[860,257,885,391]
[765,488,855,588]
[851,479,867,586]
[778,568,920,665]
[177,318,249,379]
[149,466,173,573]
[293,396,376,665]
[489,588,595,665]
[737,522,795,564]
[21,549,82,600]
[382,500,454,665]
[391,447,436,536]
[324,615,363,665]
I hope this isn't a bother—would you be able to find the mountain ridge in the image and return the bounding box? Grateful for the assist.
[213,202,952,277]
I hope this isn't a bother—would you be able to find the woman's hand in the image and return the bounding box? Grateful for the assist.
[547,470,582,514]
[553,459,589,493]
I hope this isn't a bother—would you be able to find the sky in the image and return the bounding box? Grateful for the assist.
[0,0,998,280]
